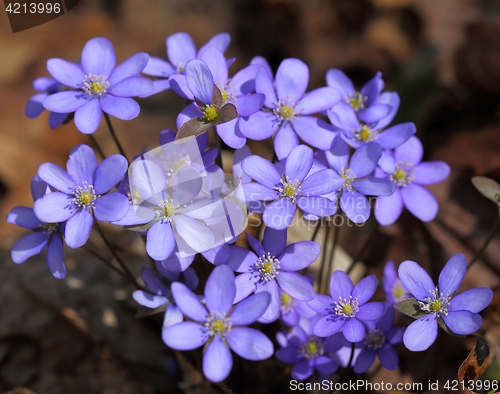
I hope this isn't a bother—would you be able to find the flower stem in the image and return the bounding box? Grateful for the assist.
[468,215,500,270]
[218,382,233,394]
[346,221,379,275]
[88,134,106,160]
[82,244,126,278]
[212,127,223,169]
[318,220,331,294]
[104,113,128,160]
[325,215,342,291]
[93,219,140,289]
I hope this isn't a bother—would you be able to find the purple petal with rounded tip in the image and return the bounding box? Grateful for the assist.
[133,291,168,309]
[395,136,423,165]
[142,56,175,77]
[358,104,391,124]
[164,304,184,327]
[375,191,403,226]
[326,69,354,96]
[234,273,257,303]
[242,155,281,188]
[263,198,296,230]
[43,91,88,113]
[167,32,196,67]
[316,355,338,374]
[230,292,270,325]
[352,275,378,304]
[141,79,171,97]
[300,169,344,196]
[343,318,366,342]
[227,247,258,273]
[276,272,314,301]
[100,95,139,120]
[438,253,466,296]
[356,302,386,321]
[108,76,153,97]
[200,32,230,54]
[234,93,265,117]
[49,112,70,129]
[379,345,399,370]
[146,221,176,261]
[355,177,395,197]
[108,53,150,85]
[230,65,259,95]
[94,193,129,222]
[203,335,232,383]
[65,209,93,248]
[169,74,194,100]
[373,92,400,130]
[361,72,383,107]
[171,282,207,322]
[285,145,313,181]
[279,241,320,271]
[276,346,302,364]
[239,110,279,140]
[297,195,337,217]
[205,265,235,315]
[450,288,492,313]
[199,47,227,85]
[7,207,43,230]
[31,174,49,201]
[255,67,277,108]
[172,215,214,253]
[313,315,345,337]
[413,161,450,185]
[162,321,207,350]
[330,270,354,300]
[292,359,314,380]
[227,327,274,360]
[398,260,435,300]
[81,37,116,78]
[47,59,85,88]
[176,102,202,128]
[274,122,300,160]
[350,143,382,178]
[328,101,359,132]
[26,93,46,118]
[185,59,214,104]
[307,294,334,315]
[276,58,309,103]
[46,235,65,279]
[325,135,350,173]
[262,227,286,257]
[443,310,482,335]
[292,116,337,151]
[300,87,341,114]
[243,182,279,202]
[94,154,128,194]
[11,232,49,264]
[403,315,438,351]
[401,184,438,222]
[33,192,74,223]
[74,99,102,134]
[110,205,152,226]
[354,349,376,373]
[216,118,246,149]
[67,144,97,185]
[340,190,370,224]
[256,280,281,322]
[377,122,416,150]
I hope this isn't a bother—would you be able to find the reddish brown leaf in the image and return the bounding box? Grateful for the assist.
[457,336,490,394]
[214,103,238,125]
[176,118,211,140]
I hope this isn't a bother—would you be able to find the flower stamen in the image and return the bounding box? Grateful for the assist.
[83,74,109,97]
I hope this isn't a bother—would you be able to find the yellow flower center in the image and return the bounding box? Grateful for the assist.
[82,74,109,97]
[78,191,93,205]
[359,125,372,142]
[393,286,405,298]
[393,169,406,182]
[279,105,294,120]
[430,299,443,312]
[202,104,218,122]
[283,184,296,198]
[221,89,229,102]
[163,202,176,218]
[341,303,353,315]
[346,91,366,111]
[281,292,292,305]
[262,262,274,274]
[212,319,225,334]
[306,342,317,354]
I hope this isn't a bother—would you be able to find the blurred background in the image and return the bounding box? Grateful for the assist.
[1,0,500,393]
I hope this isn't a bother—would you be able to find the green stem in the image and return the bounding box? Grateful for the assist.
[468,215,500,270]
[93,219,140,289]
[318,220,331,294]
[325,215,341,290]
[82,244,126,277]
[104,113,128,159]
[218,382,233,394]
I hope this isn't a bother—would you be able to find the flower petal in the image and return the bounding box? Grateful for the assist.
[172,215,214,253]
[352,275,378,304]
[343,317,367,342]
[262,227,286,257]
[33,192,74,223]
[108,52,149,85]
[100,95,140,120]
[313,315,345,337]
[199,46,228,86]
[81,37,116,78]
[274,122,300,160]
[239,110,279,140]
[326,69,354,96]
[171,281,207,321]
[46,235,65,279]
[227,327,274,360]
[205,265,235,315]
[263,198,296,230]
[442,310,482,335]
[94,193,129,222]
[142,56,175,77]
[329,270,354,300]
[94,154,128,194]
[354,177,395,197]
[279,241,320,271]
[164,304,184,327]
[354,349,376,373]
[74,99,102,134]
[438,253,466,296]
[242,155,281,188]
[169,74,194,100]
[285,145,313,181]
[400,184,438,222]
[133,291,168,309]
[394,136,423,165]
[167,32,196,68]
[230,292,270,325]
[146,221,176,261]
[374,191,403,226]
[413,162,450,185]
[47,59,84,88]
[300,169,344,196]
[185,59,214,104]
[234,273,258,303]
[378,344,399,370]
[43,91,88,113]
[108,76,153,97]
[65,209,93,248]
[256,280,281,322]
[233,93,265,117]
[403,315,437,351]
[255,67,277,108]
[398,260,435,301]
[376,122,416,150]
[449,288,493,313]
[340,190,370,224]
[356,302,386,321]
[162,321,207,350]
[276,271,315,301]
[11,232,49,264]
[203,336,232,383]
[66,144,97,185]
[276,58,308,103]
[308,294,334,315]
[7,207,43,230]
[300,87,341,114]
[349,143,382,178]
[292,116,337,151]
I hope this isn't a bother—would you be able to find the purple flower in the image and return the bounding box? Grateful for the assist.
[353,308,404,373]
[375,136,450,225]
[7,175,66,279]
[279,275,317,326]
[326,69,399,129]
[324,137,395,223]
[33,144,129,248]
[177,47,265,148]
[383,260,411,305]
[143,32,230,96]
[227,227,319,322]
[308,270,386,342]
[239,58,341,159]
[242,144,342,229]
[25,77,71,129]
[398,253,493,351]
[133,263,198,327]
[162,265,274,383]
[276,315,342,380]
[42,37,153,134]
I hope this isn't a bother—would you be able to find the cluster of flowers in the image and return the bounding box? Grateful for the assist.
[9,33,492,384]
